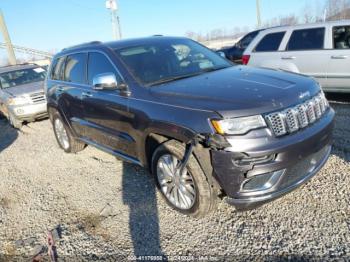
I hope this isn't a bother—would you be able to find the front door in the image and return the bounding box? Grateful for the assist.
[80,51,136,158]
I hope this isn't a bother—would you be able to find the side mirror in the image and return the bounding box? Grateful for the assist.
[217,51,226,58]
[93,72,118,90]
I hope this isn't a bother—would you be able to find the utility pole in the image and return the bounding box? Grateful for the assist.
[256,0,262,28]
[106,0,122,40]
[0,10,16,65]
[323,8,327,22]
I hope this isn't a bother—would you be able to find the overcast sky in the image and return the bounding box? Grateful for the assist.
[0,0,325,62]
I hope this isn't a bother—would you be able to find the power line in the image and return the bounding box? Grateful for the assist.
[0,43,53,59]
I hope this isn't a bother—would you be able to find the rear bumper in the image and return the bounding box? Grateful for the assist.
[211,108,335,210]
[10,102,48,121]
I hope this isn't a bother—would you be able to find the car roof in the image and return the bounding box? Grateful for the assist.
[0,64,39,74]
[55,36,190,57]
[258,19,350,33]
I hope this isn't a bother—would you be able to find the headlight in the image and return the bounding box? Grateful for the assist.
[8,96,31,106]
[211,115,266,135]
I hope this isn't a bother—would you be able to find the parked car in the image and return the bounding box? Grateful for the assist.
[218,29,263,63]
[243,20,350,93]
[46,37,334,217]
[0,64,48,128]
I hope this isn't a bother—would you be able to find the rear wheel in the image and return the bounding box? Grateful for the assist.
[52,112,85,153]
[152,140,218,217]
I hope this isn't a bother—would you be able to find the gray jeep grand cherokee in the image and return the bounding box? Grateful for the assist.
[46,37,334,217]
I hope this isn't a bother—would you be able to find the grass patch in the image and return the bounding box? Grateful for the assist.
[76,212,111,241]
[0,197,11,209]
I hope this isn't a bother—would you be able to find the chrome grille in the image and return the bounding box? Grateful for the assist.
[296,104,309,128]
[306,100,316,123]
[265,112,287,136]
[284,108,299,133]
[265,93,329,137]
[30,92,46,104]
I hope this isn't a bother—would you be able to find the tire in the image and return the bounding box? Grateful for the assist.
[52,112,86,153]
[8,112,22,129]
[152,140,218,218]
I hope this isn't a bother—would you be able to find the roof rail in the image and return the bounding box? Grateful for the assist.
[1,62,37,68]
[62,41,102,51]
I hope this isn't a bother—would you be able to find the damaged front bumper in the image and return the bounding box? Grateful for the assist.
[210,108,335,210]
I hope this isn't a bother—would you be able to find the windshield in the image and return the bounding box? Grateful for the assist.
[114,38,232,86]
[0,67,46,89]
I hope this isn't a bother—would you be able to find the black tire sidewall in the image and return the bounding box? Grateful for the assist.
[152,141,213,217]
[52,113,72,153]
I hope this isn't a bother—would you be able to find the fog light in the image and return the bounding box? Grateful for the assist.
[241,169,285,192]
[16,108,24,114]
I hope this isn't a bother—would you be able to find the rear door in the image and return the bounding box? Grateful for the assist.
[327,24,350,92]
[58,53,88,136]
[281,27,329,87]
[81,51,136,158]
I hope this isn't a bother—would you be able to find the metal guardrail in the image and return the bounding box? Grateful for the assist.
[0,43,53,59]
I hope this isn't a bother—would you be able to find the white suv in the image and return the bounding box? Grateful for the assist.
[243,20,350,93]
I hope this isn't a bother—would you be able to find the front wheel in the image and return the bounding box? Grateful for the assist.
[152,140,218,217]
[52,112,86,153]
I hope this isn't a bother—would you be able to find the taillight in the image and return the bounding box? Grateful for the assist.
[242,55,250,65]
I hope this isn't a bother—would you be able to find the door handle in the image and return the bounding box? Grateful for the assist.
[82,91,93,98]
[56,87,64,92]
[281,56,296,60]
[331,55,348,59]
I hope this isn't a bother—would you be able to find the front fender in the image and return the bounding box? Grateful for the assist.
[138,121,198,167]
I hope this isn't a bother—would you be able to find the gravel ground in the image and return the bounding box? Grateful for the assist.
[0,95,349,261]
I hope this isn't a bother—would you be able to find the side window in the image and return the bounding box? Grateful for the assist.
[63,53,87,84]
[87,52,119,85]
[333,26,350,49]
[287,28,325,51]
[50,57,65,80]
[254,32,285,52]
[239,30,259,49]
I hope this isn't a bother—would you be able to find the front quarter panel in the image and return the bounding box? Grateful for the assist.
[125,86,220,165]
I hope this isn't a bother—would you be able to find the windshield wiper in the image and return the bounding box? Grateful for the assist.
[147,66,230,87]
[201,65,230,73]
[147,72,204,87]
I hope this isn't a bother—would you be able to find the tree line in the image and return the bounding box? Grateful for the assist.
[186,0,350,41]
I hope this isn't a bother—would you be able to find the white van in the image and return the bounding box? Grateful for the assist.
[243,20,350,93]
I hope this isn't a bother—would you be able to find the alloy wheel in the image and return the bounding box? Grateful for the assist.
[54,118,70,150]
[156,154,196,210]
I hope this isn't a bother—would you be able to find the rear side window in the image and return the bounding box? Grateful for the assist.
[50,57,65,80]
[287,28,325,51]
[63,53,87,84]
[333,25,350,49]
[254,32,285,52]
[239,30,260,49]
[87,52,119,85]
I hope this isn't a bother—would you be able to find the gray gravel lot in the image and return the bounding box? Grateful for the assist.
[0,96,349,261]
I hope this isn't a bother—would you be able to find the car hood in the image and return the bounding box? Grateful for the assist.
[149,66,321,118]
[2,81,44,97]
